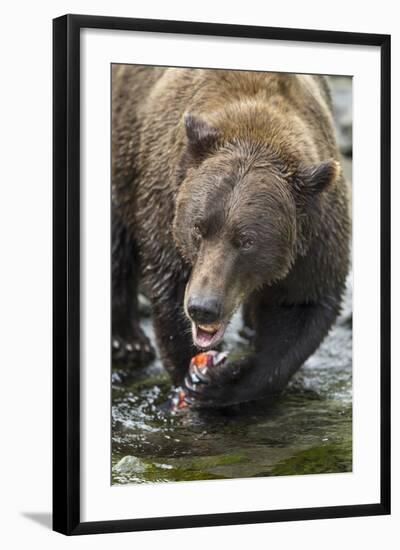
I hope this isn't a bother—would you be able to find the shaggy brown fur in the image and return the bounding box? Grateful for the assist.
[112,65,350,408]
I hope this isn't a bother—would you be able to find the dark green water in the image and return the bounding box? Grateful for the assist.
[112,279,352,484]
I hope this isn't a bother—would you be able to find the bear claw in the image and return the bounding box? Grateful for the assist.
[112,332,155,368]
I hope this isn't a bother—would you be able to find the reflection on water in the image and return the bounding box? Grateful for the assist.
[112,278,352,484]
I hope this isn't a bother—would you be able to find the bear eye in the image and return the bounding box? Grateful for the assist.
[239,235,255,250]
[192,224,203,241]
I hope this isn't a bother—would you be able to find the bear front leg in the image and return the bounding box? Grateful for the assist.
[183,299,340,408]
[112,214,155,367]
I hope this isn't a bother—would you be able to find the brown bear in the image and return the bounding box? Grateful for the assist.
[111,65,350,408]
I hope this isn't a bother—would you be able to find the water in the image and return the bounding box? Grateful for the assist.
[112,277,352,484]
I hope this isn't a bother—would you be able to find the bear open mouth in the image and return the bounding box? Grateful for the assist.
[192,321,226,349]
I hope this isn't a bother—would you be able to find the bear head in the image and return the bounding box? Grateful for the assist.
[173,113,340,349]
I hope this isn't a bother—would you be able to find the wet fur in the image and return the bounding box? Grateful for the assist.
[112,65,350,406]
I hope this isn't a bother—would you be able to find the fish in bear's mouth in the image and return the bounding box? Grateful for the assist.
[191,320,227,349]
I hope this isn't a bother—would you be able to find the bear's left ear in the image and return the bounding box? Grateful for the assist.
[295,159,341,195]
[184,113,219,156]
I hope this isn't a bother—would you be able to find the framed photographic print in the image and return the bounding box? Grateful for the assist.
[53,14,391,535]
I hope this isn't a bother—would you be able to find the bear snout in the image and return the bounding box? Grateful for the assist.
[187,295,222,325]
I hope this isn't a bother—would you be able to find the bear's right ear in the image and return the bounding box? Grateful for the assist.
[184,113,219,156]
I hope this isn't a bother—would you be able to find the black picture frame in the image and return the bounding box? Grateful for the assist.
[53,14,391,535]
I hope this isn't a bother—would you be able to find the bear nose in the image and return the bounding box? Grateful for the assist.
[187,296,222,324]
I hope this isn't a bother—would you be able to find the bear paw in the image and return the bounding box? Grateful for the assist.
[112,329,155,368]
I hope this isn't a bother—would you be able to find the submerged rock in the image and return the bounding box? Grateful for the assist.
[113,455,148,474]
